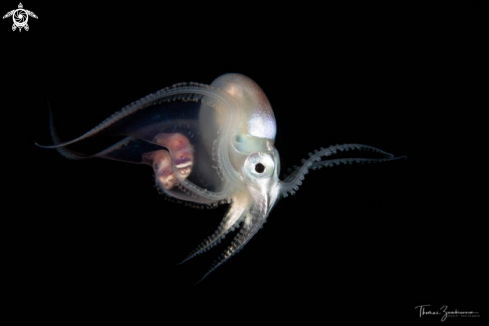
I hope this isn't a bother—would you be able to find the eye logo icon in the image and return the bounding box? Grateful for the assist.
[3,3,37,32]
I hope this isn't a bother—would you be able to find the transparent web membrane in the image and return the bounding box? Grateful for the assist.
[38,83,242,205]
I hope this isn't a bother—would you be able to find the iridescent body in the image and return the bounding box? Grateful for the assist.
[39,74,404,282]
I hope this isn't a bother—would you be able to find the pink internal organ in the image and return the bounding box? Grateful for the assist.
[147,133,194,190]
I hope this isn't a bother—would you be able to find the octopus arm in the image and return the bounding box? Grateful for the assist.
[177,197,248,265]
[195,198,266,284]
[280,144,406,197]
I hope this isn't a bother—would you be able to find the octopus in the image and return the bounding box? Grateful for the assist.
[38,73,405,283]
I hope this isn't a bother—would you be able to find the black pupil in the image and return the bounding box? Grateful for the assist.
[255,163,265,173]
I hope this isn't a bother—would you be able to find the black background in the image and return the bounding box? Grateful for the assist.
[2,1,484,323]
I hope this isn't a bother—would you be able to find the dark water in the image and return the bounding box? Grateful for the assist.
[3,2,484,323]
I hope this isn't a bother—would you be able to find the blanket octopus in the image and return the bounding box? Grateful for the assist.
[38,73,404,283]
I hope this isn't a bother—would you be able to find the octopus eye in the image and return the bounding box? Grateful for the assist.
[244,152,275,179]
[254,163,265,173]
